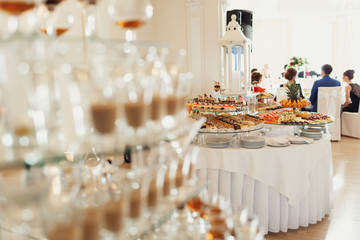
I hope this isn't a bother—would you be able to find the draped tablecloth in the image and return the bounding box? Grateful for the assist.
[195,135,333,233]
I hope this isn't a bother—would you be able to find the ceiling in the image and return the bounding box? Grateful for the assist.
[228,0,360,20]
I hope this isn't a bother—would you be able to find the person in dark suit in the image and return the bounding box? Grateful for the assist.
[309,64,341,112]
[281,67,305,99]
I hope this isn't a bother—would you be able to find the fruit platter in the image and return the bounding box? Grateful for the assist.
[279,98,310,109]
[258,109,334,125]
[189,112,264,133]
[279,82,310,109]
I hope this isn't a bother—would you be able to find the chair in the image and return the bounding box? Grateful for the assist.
[317,87,342,141]
[341,104,360,139]
[276,87,287,102]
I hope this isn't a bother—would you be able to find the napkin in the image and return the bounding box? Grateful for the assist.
[288,135,314,144]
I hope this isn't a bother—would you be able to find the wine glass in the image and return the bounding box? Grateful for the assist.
[0,0,42,37]
[107,0,153,41]
[38,0,74,38]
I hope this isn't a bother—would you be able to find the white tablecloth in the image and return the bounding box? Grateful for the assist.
[196,135,333,233]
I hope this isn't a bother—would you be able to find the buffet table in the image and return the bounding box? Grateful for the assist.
[195,134,333,233]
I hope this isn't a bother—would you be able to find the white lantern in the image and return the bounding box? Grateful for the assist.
[217,14,252,95]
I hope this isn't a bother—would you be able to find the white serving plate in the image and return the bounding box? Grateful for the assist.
[300,133,323,140]
[240,136,265,146]
[241,144,265,149]
[206,137,231,148]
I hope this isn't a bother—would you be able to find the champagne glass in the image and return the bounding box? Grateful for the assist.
[107,0,153,41]
[38,0,74,38]
[0,0,41,37]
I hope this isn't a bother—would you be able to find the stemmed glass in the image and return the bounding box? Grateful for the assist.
[107,0,153,41]
[37,0,74,38]
[0,0,41,37]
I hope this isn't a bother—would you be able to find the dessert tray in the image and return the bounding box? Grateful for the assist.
[189,94,247,113]
[258,109,334,126]
[256,103,283,113]
[189,113,264,133]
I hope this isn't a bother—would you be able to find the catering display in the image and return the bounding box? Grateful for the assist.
[0,3,267,240]
[259,110,333,125]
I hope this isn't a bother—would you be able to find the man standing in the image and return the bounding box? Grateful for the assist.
[309,64,341,112]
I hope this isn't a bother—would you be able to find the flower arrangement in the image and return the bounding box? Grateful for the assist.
[289,57,308,68]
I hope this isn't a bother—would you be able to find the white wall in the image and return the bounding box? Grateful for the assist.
[60,0,224,95]
[228,0,360,81]
[18,0,360,93]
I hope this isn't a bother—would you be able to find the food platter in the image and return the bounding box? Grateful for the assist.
[256,92,275,100]
[190,113,264,134]
[198,124,264,134]
[258,109,334,126]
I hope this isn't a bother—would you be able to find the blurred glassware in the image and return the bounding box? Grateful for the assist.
[38,0,74,38]
[234,208,265,240]
[0,39,55,166]
[0,168,50,239]
[123,69,154,145]
[0,0,42,38]
[107,0,153,41]
[42,171,83,240]
[102,171,127,239]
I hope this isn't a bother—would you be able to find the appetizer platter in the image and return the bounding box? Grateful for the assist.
[256,92,275,99]
[189,112,264,133]
[189,94,246,113]
[256,103,283,112]
[258,109,334,125]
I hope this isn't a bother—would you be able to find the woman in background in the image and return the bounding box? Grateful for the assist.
[342,69,360,112]
[251,71,266,92]
[281,67,305,99]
